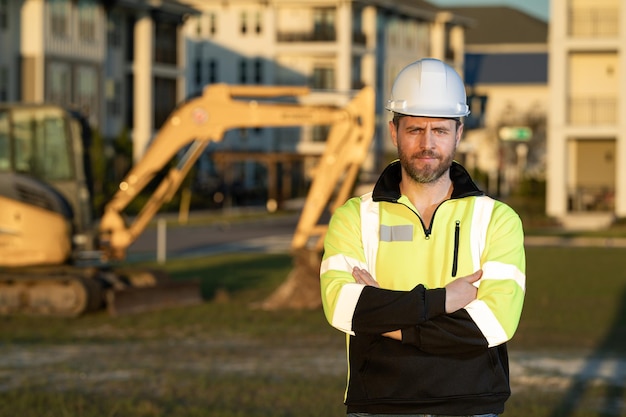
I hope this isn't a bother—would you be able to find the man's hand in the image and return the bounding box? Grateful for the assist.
[352,266,379,287]
[444,270,482,313]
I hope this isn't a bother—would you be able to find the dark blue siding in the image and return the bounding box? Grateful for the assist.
[465,53,548,85]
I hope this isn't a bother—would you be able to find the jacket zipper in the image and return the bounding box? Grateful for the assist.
[451,220,460,277]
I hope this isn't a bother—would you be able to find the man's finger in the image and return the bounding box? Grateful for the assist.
[467,269,483,282]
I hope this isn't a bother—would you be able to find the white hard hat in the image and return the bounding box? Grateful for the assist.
[386,58,470,118]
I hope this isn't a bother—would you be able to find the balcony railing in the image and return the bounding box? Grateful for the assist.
[568,7,619,37]
[352,31,366,45]
[277,27,336,42]
[568,96,617,125]
[568,186,614,212]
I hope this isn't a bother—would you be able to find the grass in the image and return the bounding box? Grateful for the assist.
[1,248,626,416]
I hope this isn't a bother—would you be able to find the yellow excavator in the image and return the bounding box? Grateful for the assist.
[0,84,374,317]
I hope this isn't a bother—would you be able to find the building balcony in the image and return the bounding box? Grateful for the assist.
[277,28,336,42]
[568,185,614,212]
[568,7,619,38]
[568,96,617,125]
[277,28,366,45]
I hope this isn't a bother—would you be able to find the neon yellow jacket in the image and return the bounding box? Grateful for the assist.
[320,160,526,415]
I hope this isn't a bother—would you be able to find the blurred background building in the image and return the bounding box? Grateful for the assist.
[2,0,623,228]
[445,6,548,198]
[547,0,625,229]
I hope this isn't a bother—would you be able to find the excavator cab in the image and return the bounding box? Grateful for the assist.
[0,104,202,316]
[0,104,95,266]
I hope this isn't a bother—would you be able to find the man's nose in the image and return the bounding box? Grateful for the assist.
[418,129,436,148]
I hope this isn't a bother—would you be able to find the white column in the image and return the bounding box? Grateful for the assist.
[360,5,377,175]
[20,0,45,102]
[133,12,154,163]
[615,2,626,217]
[361,5,376,87]
[430,12,450,60]
[336,2,352,91]
[546,0,568,218]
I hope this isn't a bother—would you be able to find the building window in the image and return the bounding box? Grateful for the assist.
[208,59,218,83]
[154,77,177,129]
[312,66,334,89]
[107,11,121,47]
[240,11,248,34]
[78,0,96,42]
[106,79,121,117]
[47,61,72,105]
[0,0,8,30]
[254,59,263,83]
[75,64,99,124]
[313,7,335,40]
[209,13,217,35]
[154,20,178,65]
[569,6,619,37]
[239,60,248,84]
[0,66,7,101]
[255,11,262,34]
[49,0,70,38]
[195,58,203,87]
[0,111,8,171]
[194,16,202,37]
[312,125,330,142]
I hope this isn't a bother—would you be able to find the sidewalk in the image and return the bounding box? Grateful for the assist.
[525,235,626,247]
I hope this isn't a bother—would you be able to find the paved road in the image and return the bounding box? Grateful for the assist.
[126,212,299,262]
[125,209,626,263]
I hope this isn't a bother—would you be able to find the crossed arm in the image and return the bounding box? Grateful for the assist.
[351,266,482,340]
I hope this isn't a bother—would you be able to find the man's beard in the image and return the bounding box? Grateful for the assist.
[398,148,455,184]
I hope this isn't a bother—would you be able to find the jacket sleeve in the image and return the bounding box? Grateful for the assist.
[320,198,447,335]
[402,201,526,353]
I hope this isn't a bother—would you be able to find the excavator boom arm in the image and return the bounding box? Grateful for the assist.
[99,83,374,260]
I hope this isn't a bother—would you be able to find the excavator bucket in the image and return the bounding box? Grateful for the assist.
[99,268,203,316]
[106,280,203,316]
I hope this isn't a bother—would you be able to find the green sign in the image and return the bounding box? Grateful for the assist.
[499,126,532,141]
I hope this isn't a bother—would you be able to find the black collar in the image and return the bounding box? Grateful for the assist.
[371,160,485,203]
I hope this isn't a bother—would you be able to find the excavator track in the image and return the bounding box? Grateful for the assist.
[0,266,203,317]
[0,266,104,317]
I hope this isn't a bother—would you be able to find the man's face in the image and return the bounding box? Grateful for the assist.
[389,116,462,184]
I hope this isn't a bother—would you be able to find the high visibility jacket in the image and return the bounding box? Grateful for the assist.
[320,160,526,415]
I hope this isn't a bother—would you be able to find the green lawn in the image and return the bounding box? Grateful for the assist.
[1,247,625,417]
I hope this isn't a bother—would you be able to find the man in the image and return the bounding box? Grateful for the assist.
[320,58,526,417]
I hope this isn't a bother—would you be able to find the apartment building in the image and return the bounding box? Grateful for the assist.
[547,0,626,228]
[447,6,548,196]
[3,0,472,208]
[181,0,470,196]
[6,0,196,162]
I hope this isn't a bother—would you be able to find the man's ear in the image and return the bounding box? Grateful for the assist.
[388,120,398,147]
[456,122,464,147]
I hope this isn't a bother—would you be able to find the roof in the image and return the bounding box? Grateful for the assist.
[367,0,473,25]
[447,6,548,45]
[465,53,548,85]
[113,0,200,16]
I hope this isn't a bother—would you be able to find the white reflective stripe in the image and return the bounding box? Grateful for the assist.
[465,299,509,347]
[320,254,368,275]
[470,196,495,276]
[360,192,379,281]
[331,283,366,335]
[482,261,526,292]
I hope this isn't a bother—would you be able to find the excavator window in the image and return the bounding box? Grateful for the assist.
[11,107,74,181]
